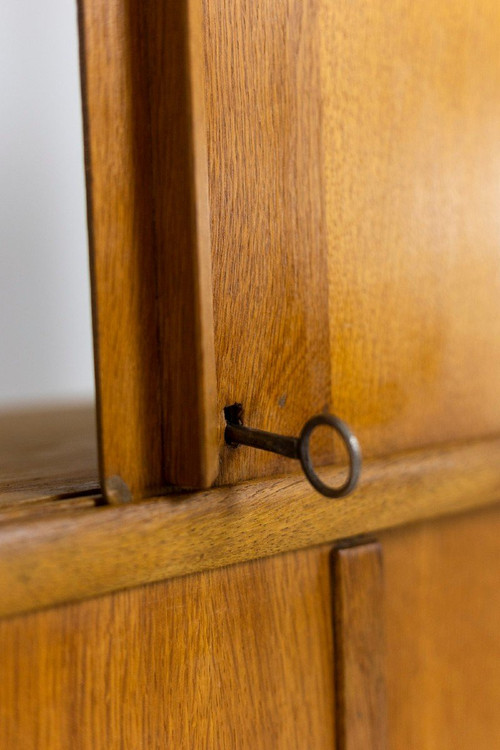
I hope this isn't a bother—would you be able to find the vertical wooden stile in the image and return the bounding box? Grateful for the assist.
[78,0,217,501]
[333,541,388,750]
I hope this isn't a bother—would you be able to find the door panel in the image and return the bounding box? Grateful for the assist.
[205,0,500,485]
[323,0,500,459]
[0,546,335,749]
[383,506,500,749]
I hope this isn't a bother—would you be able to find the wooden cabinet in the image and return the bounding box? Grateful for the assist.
[1,0,500,747]
[81,0,500,499]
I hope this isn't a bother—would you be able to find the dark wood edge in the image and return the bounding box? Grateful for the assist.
[0,437,499,619]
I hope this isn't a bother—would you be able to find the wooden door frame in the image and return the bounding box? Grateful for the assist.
[78,0,218,503]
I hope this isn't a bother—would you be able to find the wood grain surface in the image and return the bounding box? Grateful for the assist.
[78,0,217,500]
[0,403,98,504]
[0,436,499,618]
[333,542,387,750]
[322,0,500,459]
[204,0,332,485]
[0,547,335,750]
[383,505,500,749]
[80,0,500,493]
[205,0,500,484]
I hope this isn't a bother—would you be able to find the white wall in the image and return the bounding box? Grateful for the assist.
[0,1,94,406]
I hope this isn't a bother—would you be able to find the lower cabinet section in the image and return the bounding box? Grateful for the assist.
[0,547,336,749]
[0,505,499,748]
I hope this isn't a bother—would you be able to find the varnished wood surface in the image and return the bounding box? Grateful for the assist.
[143,0,218,490]
[0,547,335,749]
[79,0,500,493]
[0,496,96,526]
[0,403,98,504]
[206,0,500,484]
[333,542,387,750]
[78,0,217,500]
[204,0,332,485]
[383,505,500,749]
[323,0,500,459]
[0,436,499,618]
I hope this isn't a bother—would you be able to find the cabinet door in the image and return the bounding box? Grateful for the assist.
[205,0,500,482]
[80,0,500,501]
[383,507,500,749]
[0,546,335,749]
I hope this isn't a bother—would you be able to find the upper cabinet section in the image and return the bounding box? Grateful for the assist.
[80,0,500,501]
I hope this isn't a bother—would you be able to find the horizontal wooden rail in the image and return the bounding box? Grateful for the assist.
[0,437,499,618]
